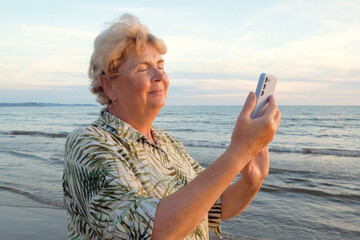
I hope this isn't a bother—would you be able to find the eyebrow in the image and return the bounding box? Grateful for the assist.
[134,59,164,68]
[144,59,164,64]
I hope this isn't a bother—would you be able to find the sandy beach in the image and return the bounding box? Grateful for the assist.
[0,189,246,240]
[0,190,67,240]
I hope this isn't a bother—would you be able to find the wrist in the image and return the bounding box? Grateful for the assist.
[225,143,253,171]
[239,176,263,192]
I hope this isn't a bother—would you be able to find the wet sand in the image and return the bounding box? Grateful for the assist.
[0,189,250,240]
[0,190,66,240]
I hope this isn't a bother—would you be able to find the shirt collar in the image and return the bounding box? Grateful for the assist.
[98,108,166,145]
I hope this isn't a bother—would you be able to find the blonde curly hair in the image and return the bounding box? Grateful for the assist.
[88,14,167,107]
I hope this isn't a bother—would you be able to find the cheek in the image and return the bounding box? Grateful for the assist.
[164,74,170,91]
[132,78,151,99]
[139,79,151,93]
[127,76,148,93]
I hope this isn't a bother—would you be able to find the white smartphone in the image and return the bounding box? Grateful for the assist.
[250,73,277,119]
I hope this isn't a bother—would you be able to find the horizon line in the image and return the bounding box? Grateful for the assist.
[0,102,359,107]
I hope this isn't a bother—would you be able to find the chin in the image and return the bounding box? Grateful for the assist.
[148,98,166,110]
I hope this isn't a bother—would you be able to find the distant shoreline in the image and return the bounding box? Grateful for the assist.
[0,103,358,107]
[0,102,97,107]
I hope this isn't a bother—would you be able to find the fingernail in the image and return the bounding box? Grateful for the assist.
[249,92,255,100]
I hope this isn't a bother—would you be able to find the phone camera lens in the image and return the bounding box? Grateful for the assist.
[263,84,266,89]
[261,91,264,96]
[265,77,268,83]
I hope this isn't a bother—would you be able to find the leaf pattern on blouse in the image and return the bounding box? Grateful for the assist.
[63,109,222,239]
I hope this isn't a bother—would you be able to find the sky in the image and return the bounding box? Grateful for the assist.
[0,0,359,105]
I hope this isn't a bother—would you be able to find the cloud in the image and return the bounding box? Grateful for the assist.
[169,78,197,87]
[0,24,95,53]
[258,28,360,81]
[164,23,360,85]
[167,78,359,105]
[195,79,253,91]
[161,0,360,87]
[0,23,93,90]
[79,4,191,19]
[20,24,96,38]
[0,54,89,89]
[0,1,358,105]
[0,86,95,104]
[0,71,88,90]
[80,5,149,15]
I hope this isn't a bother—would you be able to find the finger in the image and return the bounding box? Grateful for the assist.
[241,161,253,175]
[261,146,269,154]
[258,146,269,157]
[263,95,279,118]
[274,109,282,127]
[240,92,257,117]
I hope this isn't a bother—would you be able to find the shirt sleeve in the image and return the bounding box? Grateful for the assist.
[166,132,223,238]
[63,128,159,239]
[185,152,222,238]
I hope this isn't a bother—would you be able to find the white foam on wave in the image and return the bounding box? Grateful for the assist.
[182,140,360,158]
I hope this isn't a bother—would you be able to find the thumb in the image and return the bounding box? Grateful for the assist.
[240,92,257,117]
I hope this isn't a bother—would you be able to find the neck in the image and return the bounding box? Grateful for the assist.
[109,105,159,144]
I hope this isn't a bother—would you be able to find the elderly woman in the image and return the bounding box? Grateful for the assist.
[63,14,281,239]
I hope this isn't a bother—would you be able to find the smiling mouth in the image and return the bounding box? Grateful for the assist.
[149,90,163,94]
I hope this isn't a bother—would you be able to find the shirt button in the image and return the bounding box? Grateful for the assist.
[177,180,182,185]
[161,151,167,157]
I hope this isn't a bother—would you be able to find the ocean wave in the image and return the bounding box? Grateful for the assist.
[269,146,360,158]
[1,150,64,165]
[0,185,64,209]
[183,140,228,148]
[166,128,205,132]
[270,168,315,176]
[182,140,360,158]
[3,129,359,157]
[0,203,63,209]
[261,184,360,201]
[281,115,360,121]
[2,130,69,138]
[5,150,49,161]
[209,232,256,240]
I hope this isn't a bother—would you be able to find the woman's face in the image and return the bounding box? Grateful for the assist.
[112,44,169,113]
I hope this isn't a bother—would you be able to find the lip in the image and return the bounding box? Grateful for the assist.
[149,89,163,94]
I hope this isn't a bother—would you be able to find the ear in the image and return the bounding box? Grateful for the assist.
[100,75,116,101]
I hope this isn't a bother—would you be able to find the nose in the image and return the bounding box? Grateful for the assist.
[151,67,165,83]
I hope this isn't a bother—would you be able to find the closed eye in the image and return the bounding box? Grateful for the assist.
[136,64,148,73]
[157,60,165,71]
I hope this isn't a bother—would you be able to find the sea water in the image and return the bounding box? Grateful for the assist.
[0,105,359,239]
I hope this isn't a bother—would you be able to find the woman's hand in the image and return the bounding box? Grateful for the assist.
[221,146,270,220]
[220,94,280,221]
[153,93,281,238]
[228,92,281,162]
[241,146,269,186]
